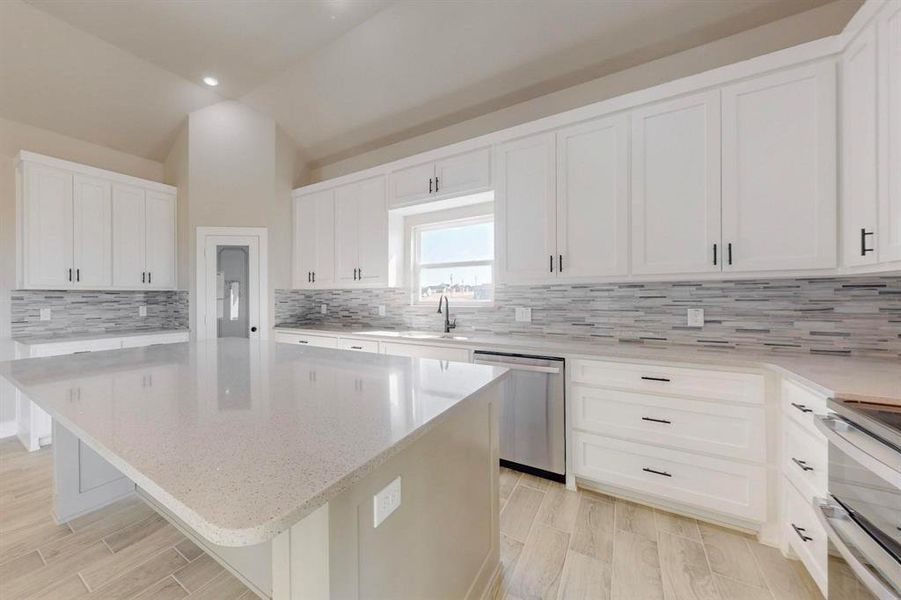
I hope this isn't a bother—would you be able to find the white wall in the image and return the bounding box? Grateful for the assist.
[310,0,859,182]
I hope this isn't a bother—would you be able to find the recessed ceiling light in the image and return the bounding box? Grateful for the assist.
[202,76,219,87]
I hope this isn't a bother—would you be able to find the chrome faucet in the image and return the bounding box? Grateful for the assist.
[437,295,456,334]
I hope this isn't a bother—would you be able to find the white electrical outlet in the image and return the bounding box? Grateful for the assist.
[377,305,386,317]
[39,308,51,321]
[514,307,532,322]
[373,476,402,528]
[138,305,147,317]
[320,304,328,315]
[687,308,705,327]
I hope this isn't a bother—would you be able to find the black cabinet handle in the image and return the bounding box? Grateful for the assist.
[641,376,671,382]
[728,243,733,265]
[142,272,146,283]
[435,176,439,192]
[353,268,357,280]
[429,178,433,194]
[350,345,363,350]
[549,255,554,273]
[358,267,362,279]
[642,417,672,424]
[148,272,152,284]
[713,243,718,266]
[559,254,563,272]
[790,402,812,414]
[792,458,813,472]
[791,524,812,542]
[76,268,80,282]
[861,228,875,256]
[312,271,315,283]
[643,467,672,478]
[298,340,309,344]
[68,268,73,282]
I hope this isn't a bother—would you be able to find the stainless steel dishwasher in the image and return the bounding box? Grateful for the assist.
[473,351,565,482]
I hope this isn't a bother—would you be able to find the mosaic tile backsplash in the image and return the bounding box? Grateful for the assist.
[11,290,188,338]
[276,277,901,358]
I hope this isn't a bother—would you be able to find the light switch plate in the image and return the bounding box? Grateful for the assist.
[514,307,532,322]
[320,304,328,315]
[39,308,51,321]
[373,476,401,528]
[377,305,386,317]
[138,305,147,317]
[687,308,704,327]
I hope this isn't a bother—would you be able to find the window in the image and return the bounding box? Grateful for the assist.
[412,215,494,303]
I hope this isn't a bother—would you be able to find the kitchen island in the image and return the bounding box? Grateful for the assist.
[0,339,508,600]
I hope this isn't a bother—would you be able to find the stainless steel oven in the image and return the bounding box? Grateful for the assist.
[815,399,901,599]
[472,351,565,482]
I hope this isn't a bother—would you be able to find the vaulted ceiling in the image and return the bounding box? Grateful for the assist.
[1,0,855,167]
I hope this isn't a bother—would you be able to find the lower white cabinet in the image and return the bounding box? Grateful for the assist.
[782,415,827,503]
[573,430,766,521]
[381,341,470,362]
[273,332,337,348]
[784,478,828,595]
[336,338,380,354]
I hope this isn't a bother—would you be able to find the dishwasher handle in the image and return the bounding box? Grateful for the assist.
[472,359,560,375]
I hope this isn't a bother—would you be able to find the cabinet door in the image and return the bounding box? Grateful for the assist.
[144,191,176,289]
[72,175,112,287]
[112,185,146,287]
[556,114,629,279]
[879,2,901,262]
[434,147,491,198]
[334,182,360,285]
[389,161,435,208]
[294,191,328,289]
[23,163,74,287]
[842,26,880,267]
[631,91,721,275]
[495,132,557,283]
[356,176,388,284]
[722,62,837,272]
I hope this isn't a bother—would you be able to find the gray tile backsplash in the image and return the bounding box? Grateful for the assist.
[11,290,188,338]
[275,277,901,358]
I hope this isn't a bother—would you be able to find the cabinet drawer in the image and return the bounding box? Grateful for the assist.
[782,416,827,502]
[381,342,470,362]
[337,338,379,353]
[572,386,765,462]
[784,477,827,596]
[121,332,189,348]
[573,431,766,521]
[28,338,122,357]
[570,359,764,404]
[273,332,337,348]
[781,379,828,437]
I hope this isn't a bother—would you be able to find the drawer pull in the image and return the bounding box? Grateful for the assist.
[791,523,813,542]
[641,376,671,383]
[642,467,672,478]
[350,346,364,350]
[297,340,309,344]
[641,417,672,425]
[791,457,814,472]
[790,402,812,414]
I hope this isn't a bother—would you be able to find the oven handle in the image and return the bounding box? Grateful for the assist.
[814,498,901,600]
[472,359,560,375]
[814,415,901,490]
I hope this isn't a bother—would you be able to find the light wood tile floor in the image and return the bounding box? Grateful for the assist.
[0,439,254,599]
[495,467,824,600]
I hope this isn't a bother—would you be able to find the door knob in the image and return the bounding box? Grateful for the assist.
[250,327,258,333]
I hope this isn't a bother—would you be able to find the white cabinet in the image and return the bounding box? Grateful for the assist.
[293,190,335,289]
[555,115,629,279]
[111,186,176,289]
[842,25,880,267]
[336,338,380,353]
[495,132,557,283]
[334,176,388,286]
[722,62,837,272]
[22,163,74,288]
[381,341,470,362]
[273,331,338,348]
[18,152,177,291]
[388,147,491,209]
[631,91,722,276]
[878,1,901,263]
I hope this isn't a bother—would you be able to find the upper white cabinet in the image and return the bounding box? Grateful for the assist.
[18,152,177,291]
[631,91,722,276]
[293,189,335,289]
[878,1,901,263]
[388,147,491,209]
[495,132,557,283]
[335,176,389,286]
[722,62,837,272]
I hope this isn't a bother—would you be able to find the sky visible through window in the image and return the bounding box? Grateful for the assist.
[418,220,493,301]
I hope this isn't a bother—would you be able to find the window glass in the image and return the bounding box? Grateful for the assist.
[420,221,493,264]
[414,217,493,303]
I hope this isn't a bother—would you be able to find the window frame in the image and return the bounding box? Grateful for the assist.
[410,212,495,306]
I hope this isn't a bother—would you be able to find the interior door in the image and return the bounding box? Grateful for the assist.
[879,2,901,263]
[434,147,491,198]
[24,163,74,288]
[631,90,722,276]
[389,161,435,208]
[112,184,146,287]
[495,132,557,283]
[203,235,261,341]
[333,182,360,285]
[721,62,836,272]
[556,114,629,279]
[355,176,388,284]
[144,191,176,289]
[72,175,112,287]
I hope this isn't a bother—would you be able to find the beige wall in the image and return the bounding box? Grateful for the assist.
[0,117,165,338]
[311,0,859,182]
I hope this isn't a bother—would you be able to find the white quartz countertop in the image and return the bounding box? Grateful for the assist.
[274,326,901,406]
[12,328,190,346]
[0,339,508,546]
